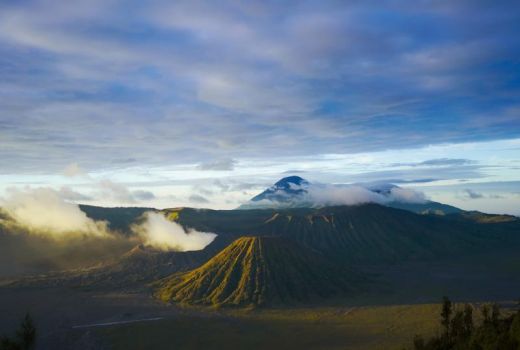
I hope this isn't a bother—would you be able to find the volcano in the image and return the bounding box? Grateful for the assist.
[155,236,362,307]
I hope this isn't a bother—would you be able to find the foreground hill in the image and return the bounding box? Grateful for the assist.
[156,236,362,307]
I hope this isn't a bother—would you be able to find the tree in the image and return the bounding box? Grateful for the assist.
[462,304,474,337]
[15,314,35,350]
[0,337,21,350]
[481,304,491,325]
[441,296,452,339]
[409,297,520,350]
[0,314,36,350]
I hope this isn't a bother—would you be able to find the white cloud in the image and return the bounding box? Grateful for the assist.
[63,162,85,177]
[58,186,92,201]
[0,187,107,238]
[97,179,155,203]
[305,184,385,206]
[389,187,427,203]
[132,212,216,251]
[197,158,236,171]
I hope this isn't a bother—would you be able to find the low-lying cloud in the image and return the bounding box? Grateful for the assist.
[132,212,216,251]
[307,183,427,206]
[245,182,427,209]
[305,184,385,206]
[0,187,108,238]
[388,187,427,203]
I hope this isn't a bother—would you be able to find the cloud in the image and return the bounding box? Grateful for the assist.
[0,1,519,176]
[419,159,475,167]
[391,158,475,167]
[460,188,503,200]
[245,181,427,208]
[132,190,156,201]
[132,212,216,251]
[98,179,154,203]
[111,157,137,164]
[188,194,210,204]
[99,179,136,203]
[58,186,92,201]
[389,187,427,203]
[0,187,107,238]
[305,184,387,206]
[63,163,85,177]
[463,189,484,199]
[306,183,427,206]
[197,158,237,171]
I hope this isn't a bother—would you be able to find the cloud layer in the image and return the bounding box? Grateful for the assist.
[0,1,519,175]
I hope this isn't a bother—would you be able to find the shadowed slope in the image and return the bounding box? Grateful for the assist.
[169,204,520,264]
[156,236,361,307]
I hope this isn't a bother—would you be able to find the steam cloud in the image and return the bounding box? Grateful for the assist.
[133,212,217,251]
[1,187,108,238]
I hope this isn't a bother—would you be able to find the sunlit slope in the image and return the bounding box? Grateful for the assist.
[156,236,362,307]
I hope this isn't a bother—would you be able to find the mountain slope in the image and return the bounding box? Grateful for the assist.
[239,176,311,209]
[155,236,361,307]
[168,204,519,264]
[7,237,234,290]
[238,176,465,215]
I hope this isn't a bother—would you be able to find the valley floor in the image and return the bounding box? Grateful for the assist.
[97,303,443,350]
[1,249,519,349]
[0,286,443,350]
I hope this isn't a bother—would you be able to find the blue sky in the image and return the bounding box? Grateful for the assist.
[0,0,519,213]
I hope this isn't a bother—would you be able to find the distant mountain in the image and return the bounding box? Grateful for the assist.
[251,176,309,202]
[239,176,463,215]
[170,204,519,264]
[155,236,362,307]
[385,200,463,215]
[79,205,152,234]
[239,176,311,209]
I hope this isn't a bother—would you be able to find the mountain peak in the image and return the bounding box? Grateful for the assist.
[244,176,310,207]
[273,175,308,187]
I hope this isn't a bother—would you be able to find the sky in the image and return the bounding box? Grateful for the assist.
[0,0,519,214]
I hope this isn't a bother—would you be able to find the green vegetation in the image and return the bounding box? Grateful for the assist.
[410,297,520,349]
[155,236,362,307]
[0,314,36,350]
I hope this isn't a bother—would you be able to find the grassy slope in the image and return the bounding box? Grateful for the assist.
[156,236,362,307]
[97,304,442,350]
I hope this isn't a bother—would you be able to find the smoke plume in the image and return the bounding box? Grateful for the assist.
[1,187,108,238]
[132,212,216,251]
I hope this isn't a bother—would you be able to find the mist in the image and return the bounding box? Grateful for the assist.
[0,187,108,238]
[247,182,427,209]
[305,183,427,207]
[132,212,217,251]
